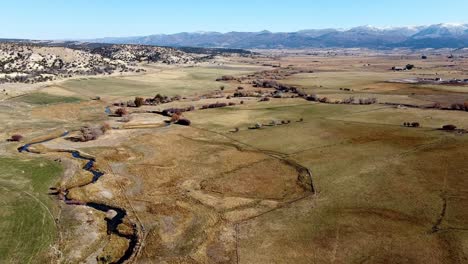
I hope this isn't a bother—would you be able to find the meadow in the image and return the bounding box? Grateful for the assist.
[0,157,62,264]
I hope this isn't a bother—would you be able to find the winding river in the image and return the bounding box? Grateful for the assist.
[18,132,139,264]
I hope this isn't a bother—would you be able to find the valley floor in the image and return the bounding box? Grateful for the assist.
[1,52,468,263]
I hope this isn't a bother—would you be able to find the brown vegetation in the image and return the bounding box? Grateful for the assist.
[134,97,145,107]
[7,134,23,142]
[76,123,110,142]
[115,108,128,117]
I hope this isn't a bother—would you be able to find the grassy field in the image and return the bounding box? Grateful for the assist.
[184,100,468,263]
[0,157,62,264]
[12,92,82,105]
[59,65,264,98]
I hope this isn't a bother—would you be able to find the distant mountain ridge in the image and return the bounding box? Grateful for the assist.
[89,23,468,49]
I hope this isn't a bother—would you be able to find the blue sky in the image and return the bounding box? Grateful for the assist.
[2,0,467,39]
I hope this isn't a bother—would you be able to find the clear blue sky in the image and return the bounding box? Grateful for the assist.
[2,0,467,39]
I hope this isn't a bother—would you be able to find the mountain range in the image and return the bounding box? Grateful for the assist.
[89,23,468,49]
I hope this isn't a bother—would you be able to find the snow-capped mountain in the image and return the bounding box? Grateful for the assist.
[89,23,468,49]
[412,23,468,39]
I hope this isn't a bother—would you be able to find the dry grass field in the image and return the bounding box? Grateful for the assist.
[1,51,468,263]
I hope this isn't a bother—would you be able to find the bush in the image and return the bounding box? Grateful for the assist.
[101,122,111,132]
[162,106,195,116]
[405,64,415,70]
[342,96,355,104]
[200,102,228,110]
[306,94,318,101]
[8,134,23,142]
[176,118,191,126]
[78,124,110,142]
[442,124,457,131]
[451,103,464,111]
[358,97,378,105]
[216,75,235,81]
[134,97,145,107]
[411,122,420,128]
[319,97,330,103]
[115,108,128,117]
[170,113,181,123]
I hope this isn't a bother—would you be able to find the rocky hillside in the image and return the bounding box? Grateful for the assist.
[0,42,202,84]
[90,44,197,64]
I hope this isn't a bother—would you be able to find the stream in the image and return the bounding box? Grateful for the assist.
[18,132,138,264]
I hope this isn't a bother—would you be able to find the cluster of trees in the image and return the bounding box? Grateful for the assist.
[161,106,195,117]
[115,108,129,117]
[200,102,228,109]
[441,124,457,131]
[306,95,377,105]
[146,94,180,105]
[450,101,468,111]
[403,122,420,128]
[357,97,378,105]
[391,64,415,71]
[167,112,191,126]
[216,75,236,81]
[78,123,111,142]
[113,94,181,108]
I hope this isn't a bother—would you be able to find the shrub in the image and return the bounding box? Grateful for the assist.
[342,96,355,104]
[162,106,194,116]
[126,100,136,107]
[9,134,23,142]
[411,122,420,128]
[101,122,111,132]
[216,75,235,81]
[79,124,110,142]
[405,64,415,70]
[176,118,191,126]
[442,124,457,131]
[115,108,128,117]
[259,97,270,102]
[306,94,318,101]
[200,102,228,110]
[358,97,378,105]
[134,97,145,107]
[451,103,464,111]
[170,113,181,123]
[319,97,330,103]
